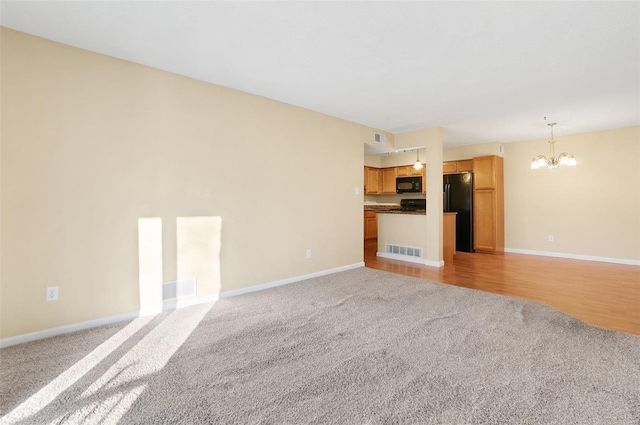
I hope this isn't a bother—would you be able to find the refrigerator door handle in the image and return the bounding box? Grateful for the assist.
[444,184,447,212]
[445,184,451,212]
[443,184,447,212]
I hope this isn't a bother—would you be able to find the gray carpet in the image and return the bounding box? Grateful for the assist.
[1,267,639,424]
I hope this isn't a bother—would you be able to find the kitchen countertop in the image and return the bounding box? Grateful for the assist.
[364,205,401,212]
[365,205,458,216]
[363,203,400,211]
[365,205,426,215]
[376,209,426,215]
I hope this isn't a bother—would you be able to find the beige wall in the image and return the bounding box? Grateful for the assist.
[364,156,382,168]
[377,213,427,255]
[0,28,379,338]
[444,142,504,161]
[364,148,425,168]
[445,127,640,261]
[377,149,425,168]
[504,126,639,261]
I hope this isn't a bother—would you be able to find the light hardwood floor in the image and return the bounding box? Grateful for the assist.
[365,241,640,335]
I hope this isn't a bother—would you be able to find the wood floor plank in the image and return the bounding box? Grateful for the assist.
[364,241,640,335]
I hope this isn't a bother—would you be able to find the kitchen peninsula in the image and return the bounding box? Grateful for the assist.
[365,202,456,265]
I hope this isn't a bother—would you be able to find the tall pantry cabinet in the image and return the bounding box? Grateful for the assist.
[473,155,504,253]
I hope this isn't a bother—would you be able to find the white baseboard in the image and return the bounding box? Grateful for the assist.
[376,252,444,268]
[162,294,220,312]
[424,259,446,267]
[218,262,365,299]
[0,262,365,349]
[0,311,140,349]
[504,248,640,266]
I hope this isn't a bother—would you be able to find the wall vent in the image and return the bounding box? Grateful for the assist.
[163,278,197,301]
[385,244,423,258]
[374,133,386,144]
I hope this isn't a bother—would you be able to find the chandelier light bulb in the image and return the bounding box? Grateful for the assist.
[530,122,577,170]
[413,149,423,170]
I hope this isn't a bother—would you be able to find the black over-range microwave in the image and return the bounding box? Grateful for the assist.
[396,176,422,193]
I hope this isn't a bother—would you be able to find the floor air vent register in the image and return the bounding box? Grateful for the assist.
[162,278,197,301]
[385,244,423,258]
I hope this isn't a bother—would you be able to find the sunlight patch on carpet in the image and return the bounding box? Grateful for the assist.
[2,302,213,424]
[1,316,153,424]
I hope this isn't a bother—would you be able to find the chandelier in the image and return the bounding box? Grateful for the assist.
[530,123,576,169]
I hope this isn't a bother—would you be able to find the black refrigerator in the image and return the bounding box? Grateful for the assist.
[443,173,474,252]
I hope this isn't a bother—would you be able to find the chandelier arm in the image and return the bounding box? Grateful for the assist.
[531,122,576,169]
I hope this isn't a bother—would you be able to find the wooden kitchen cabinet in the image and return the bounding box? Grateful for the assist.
[381,167,397,194]
[474,190,498,252]
[442,162,457,174]
[364,167,380,194]
[397,165,423,177]
[443,159,474,174]
[443,212,457,264]
[457,159,474,172]
[396,166,410,177]
[473,156,500,189]
[364,211,378,241]
[473,155,504,253]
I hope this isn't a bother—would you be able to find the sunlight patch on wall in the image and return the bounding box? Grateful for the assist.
[138,218,163,316]
[176,216,222,305]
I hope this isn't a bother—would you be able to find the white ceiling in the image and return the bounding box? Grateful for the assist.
[2,1,639,148]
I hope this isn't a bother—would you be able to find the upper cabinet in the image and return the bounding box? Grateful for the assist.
[443,162,457,174]
[380,168,397,194]
[457,160,474,173]
[443,159,474,174]
[364,166,380,194]
[397,165,423,177]
[473,156,500,189]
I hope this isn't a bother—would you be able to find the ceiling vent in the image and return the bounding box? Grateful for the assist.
[373,133,386,144]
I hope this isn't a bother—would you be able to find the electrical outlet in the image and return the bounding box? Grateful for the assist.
[306,249,312,259]
[355,187,360,195]
[46,286,59,301]
[548,235,554,242]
